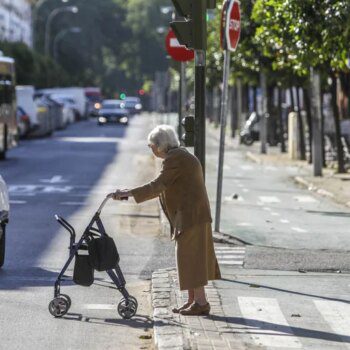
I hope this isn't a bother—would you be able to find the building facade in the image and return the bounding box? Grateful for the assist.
[0,0,32,47]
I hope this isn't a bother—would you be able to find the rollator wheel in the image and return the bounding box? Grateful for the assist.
[118,297,138,319]
[59,294,72,309]
[48,297,70,317]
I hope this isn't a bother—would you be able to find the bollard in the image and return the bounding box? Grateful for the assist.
[288,112,299,160]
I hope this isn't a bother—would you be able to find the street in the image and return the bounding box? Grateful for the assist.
[0,114,175,349]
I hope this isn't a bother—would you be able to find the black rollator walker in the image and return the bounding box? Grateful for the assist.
[48,195,138,319]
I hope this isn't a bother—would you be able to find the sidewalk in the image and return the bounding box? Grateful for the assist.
[207,122,350,209]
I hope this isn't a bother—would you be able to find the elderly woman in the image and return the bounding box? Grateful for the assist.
[113,125,221,316]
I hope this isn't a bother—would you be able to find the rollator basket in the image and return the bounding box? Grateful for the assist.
[48,196,138,320]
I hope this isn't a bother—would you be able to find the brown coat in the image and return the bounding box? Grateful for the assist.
[131,147,212,239]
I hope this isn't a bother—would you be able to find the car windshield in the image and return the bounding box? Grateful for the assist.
[102,102,124,109]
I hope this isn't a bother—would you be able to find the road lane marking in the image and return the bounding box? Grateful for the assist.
[280,219,290,224]
[83,304,117,310]
[291,227,308,233]
[314,300,350,345]
[271,212,280,216]
[215,246,246,267]
[263,207,271,211]
[293,195,318,203]
[236,222,253,227]
[259,196,281,203]
[40,175,67,184]
[9,200,26,204]
[240,165,254,170]
[60,202,85,206]
[238,297,302,348]
[242,188,249,193]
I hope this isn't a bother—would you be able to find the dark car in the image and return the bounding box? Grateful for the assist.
[0,175,9,268]
[124,97,142,115]
[98,100,129,125]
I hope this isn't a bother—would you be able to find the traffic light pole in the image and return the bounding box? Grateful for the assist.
[194,50,206,177]
[215,50,230,232]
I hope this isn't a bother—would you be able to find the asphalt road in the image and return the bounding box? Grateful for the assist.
[0,114,175,350]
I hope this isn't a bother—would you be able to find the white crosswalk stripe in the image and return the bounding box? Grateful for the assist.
[224,296,350,348]
[215,245,245,267]
[259,196,281,203]
[238,297,303,348]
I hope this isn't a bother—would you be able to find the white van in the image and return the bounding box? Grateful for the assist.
[37,87,88,120]
[16,86,39,133]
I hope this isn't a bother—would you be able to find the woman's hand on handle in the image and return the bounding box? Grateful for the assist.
[110,189,131,200]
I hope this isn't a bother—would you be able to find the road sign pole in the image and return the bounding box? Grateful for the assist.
[178,62,186,139]
[215,49,231,232]
[194,50,206,177]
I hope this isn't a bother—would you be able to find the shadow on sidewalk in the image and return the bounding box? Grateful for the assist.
[209,314,350,344]
[62,312,153,329]
[221,278,350,304]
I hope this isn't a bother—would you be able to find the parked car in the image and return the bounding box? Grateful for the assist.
[16,86,40,136]
[32,97,55,136]
[16,106,30,138]
[98,100,129,125]
[85,87,103,116]
[50,95,76,125]
[37,87,88,120]
[124,97,142,115]
[0,175,9,267]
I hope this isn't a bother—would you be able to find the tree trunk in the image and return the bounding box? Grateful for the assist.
[320,87,326,167]
[278,86,286,152]
[303,87,313,163]
[296,86,306,160]
[330,72,346,173]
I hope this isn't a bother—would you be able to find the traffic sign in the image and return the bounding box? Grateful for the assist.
[225,0,241,52]
[165,28,194,62]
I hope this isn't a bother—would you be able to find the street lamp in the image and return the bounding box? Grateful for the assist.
[32,0,71,49]
[53,27,81,63]
[44,6,79,57]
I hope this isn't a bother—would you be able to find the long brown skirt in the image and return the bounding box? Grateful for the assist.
[175,222,221,291]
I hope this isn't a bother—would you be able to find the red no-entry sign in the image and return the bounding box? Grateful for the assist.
[166,28,194,62]
[221,0,241,52]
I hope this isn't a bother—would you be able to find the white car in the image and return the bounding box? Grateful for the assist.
[0,175,9,268]
[50,95,76,125]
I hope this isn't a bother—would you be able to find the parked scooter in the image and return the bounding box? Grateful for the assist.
[240,111,259,146]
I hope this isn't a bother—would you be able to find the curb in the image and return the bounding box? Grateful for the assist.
[246,151,262,164]
[152,269,190,350]
[294,176,336,200]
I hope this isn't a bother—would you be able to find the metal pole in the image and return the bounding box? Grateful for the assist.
[178,62,186,139]
[215,50,231,232]
[310,68,323,176]
[260,71,267,154]
[194,50,206,177]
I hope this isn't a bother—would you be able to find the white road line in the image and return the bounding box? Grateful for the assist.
[263,207,271,211]
[259,196,281,203]
[236,222,253,227]
[294,195,318,203]
[271,212,280,216]
[291,227,308,233]
[280,219,290,224]
[9,200,26,204]
[238,297,302,348]
[240,165,254,170]
[215,247,245,251]
[237,184,244,188]
[314,300,350,345]
[242,188,249,193]
[216,255,244,259]
[60,202,85,206]
[83,304,117,310]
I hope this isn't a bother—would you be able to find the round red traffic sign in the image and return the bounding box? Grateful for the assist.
[165,29,194,62]
[225,0,241,52]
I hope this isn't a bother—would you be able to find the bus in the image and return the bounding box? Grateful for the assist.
[0,57,17,159]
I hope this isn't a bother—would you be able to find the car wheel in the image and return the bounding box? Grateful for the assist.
[0,225,5,268]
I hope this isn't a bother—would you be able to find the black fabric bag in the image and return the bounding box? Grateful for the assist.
[73,254,94,286]
[88,234,119,271]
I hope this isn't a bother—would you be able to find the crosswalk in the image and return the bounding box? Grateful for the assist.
[228,296,350,349]
[215,245,246,267]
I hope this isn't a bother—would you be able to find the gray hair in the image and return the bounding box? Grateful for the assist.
[148,125,180,152]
